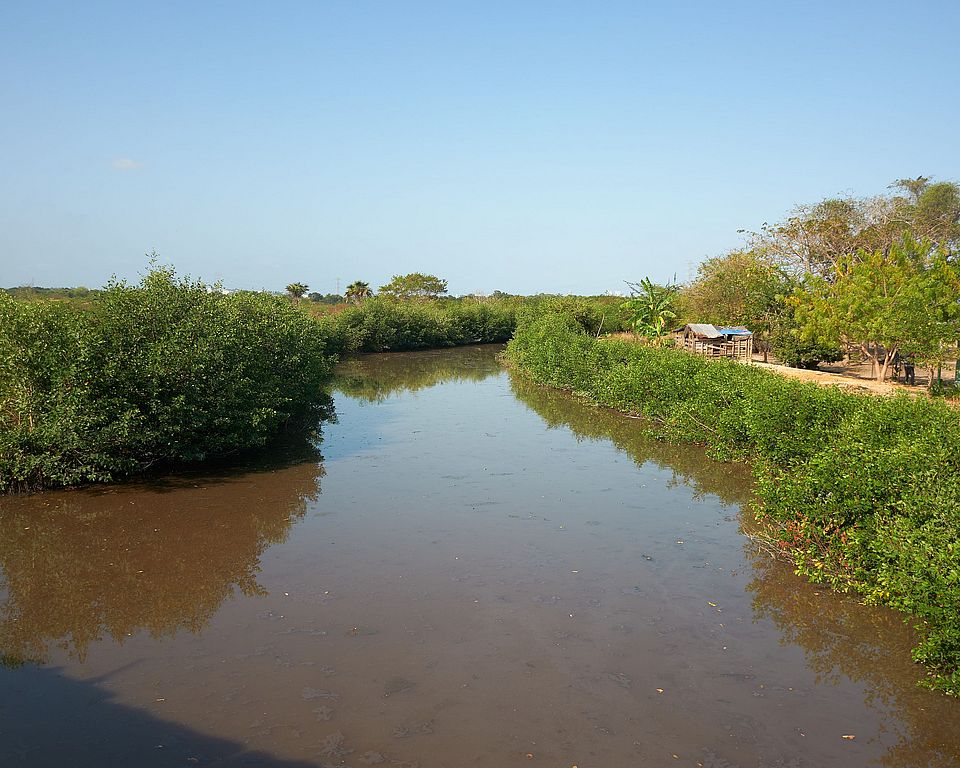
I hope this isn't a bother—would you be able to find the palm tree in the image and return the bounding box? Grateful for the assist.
[285,282,309,300]
[345,280,373,304]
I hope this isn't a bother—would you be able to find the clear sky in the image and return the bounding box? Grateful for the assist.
[2,1,958,296]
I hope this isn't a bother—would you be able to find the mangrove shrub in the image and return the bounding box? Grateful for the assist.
[0,268,338,491]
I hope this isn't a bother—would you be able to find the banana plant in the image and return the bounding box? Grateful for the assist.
[620,277,678,345]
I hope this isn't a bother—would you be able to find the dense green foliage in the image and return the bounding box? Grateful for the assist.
[620,278,677,343]
[0,279,629,492]
[377,272,448,301]
[0,269,338,491]
[319,297,517,352]
[797,238,960,378]
[316,294,629,353]
[2,286,103,309]
[506,307,960,694]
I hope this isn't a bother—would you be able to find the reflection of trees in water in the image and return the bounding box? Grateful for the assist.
[0,448,324,664]
[748,552,960,767]
[333,344,504,402]
[512,372,960,765]
[508,374,752,507]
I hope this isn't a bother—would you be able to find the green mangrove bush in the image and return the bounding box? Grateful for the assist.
[320,297,518,352]
[0,268,338,491]
[506,306,960,695]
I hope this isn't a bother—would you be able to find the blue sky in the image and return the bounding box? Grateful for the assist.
[2,1,958,295]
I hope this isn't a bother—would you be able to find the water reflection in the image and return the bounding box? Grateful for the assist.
[333,344,504,402]
[2,346,958,767]
[509,374,753,507]
[0,445,324,664]
[511,372,960,766]
[748,555,960,766]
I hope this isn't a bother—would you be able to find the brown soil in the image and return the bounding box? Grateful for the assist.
[751,355,958,396]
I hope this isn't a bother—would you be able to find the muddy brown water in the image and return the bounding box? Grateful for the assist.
[1,345,958,767]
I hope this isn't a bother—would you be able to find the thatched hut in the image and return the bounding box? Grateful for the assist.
[672,324,753,361]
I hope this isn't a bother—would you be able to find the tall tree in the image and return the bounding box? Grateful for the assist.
[285,282,308,300]
[744,195,905,279]
[378,273,447,301]
[890,175,931,203]
[344,281,373,304]
[913,182,960,250]
[679,249,792,361]
[799,238,960,381]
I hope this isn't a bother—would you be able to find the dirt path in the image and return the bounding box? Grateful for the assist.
[749,360,905,395]
[749,357,960,397]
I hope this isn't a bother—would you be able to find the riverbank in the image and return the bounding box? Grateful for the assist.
[506,307,960,695]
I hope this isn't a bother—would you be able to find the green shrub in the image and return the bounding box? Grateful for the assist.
[321,297,518,352]
[506,305,960,694]
[770,324,844,369]
[0,268,338,491]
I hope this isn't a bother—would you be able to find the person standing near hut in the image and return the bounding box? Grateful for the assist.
[903,354,916,385]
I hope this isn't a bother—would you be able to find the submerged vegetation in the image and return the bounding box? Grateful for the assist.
[506,306,960,695]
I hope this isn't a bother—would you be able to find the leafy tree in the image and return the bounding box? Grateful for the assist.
[344,280,373,304]
[620,278,677,345]
[770,288,844,369]
[286,282,308,299]
[913,182,960,250]
[308,292,344,304]
[744,195,907,280]
[799,237,960,381]
[679,249,793,361]
[378,273,447,301]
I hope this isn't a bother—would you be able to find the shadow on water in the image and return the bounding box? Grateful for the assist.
[332,344,505,402]
[0,444,326,665]
[0,664,321,767]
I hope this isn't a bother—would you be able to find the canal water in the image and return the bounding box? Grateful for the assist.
[1,345,957,767]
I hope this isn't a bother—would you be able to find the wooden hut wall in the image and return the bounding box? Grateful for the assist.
[674,331,752,361]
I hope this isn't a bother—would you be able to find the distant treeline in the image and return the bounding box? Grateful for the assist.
[315,294,630,353]
[2,286,103,305]
[506,304,960,696]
